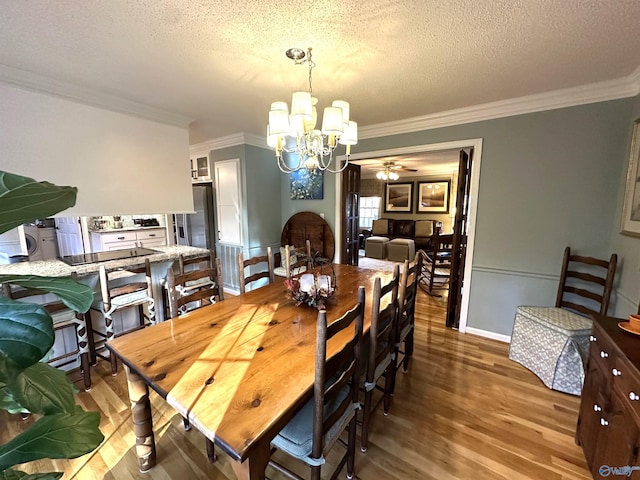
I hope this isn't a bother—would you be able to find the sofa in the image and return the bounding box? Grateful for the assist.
[365,218,441,251]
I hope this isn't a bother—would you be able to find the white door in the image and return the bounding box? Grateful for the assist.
[55,217,85,256]
[214,159,242,246]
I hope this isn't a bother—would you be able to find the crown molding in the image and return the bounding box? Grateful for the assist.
[0,64,193,128]
[190,133,268,154]
[359,71,640,139]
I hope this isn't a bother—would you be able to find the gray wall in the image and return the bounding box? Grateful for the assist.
[276,98,637,336]
[609,95,640,316]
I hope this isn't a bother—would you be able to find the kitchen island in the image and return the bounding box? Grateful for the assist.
[0,244,212,322]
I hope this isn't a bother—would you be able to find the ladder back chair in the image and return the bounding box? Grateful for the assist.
[393,254,423,392]
[89,259,155,375]
[361,266,399,453]
[285,239,312,279]
[166,253,224,460]
[509,246,618,395]
[1,273,93,391]
[166,256,224,318]
[268,287,365,480]
[419,231,453,296]
[238,247,274,293]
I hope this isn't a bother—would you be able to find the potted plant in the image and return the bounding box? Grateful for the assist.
[0,171,104,479]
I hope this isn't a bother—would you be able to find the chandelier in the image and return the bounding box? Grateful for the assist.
[267,47,357,174]
[376,166,399,181]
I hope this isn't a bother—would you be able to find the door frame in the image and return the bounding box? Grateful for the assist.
[334,138,483,333]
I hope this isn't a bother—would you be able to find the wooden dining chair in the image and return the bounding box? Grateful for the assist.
[237,247,274,293]
[89,259,155,375]
[285,239,312,279]
[268,287,365,480]
[166,255,224,461]
[509,246,617,395]
[1,273,93,391]
[361,266,399,453]
[393,253,423,392]
[419,230,453,296]
[166,256,224,318]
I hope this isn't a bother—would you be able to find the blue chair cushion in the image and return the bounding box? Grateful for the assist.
[271,384,356,466]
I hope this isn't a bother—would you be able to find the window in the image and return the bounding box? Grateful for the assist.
[359,196,381,229]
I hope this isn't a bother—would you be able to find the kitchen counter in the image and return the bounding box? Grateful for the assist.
[0,245,208,277]
[89,225,165,233]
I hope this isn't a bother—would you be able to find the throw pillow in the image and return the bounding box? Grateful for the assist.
[372,219,388,236]
[415,220,434,237]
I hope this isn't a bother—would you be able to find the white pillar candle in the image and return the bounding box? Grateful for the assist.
[299,274,315,293]
[316,275,331,291]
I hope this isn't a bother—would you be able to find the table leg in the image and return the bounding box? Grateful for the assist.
[229,441,271,480]
[124,365,156,473]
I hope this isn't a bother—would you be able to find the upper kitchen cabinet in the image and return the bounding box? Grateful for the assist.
[191,151,211,182]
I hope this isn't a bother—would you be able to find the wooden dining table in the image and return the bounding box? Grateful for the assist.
[106,263,393,480]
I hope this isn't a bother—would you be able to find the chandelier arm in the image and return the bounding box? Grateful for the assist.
[276,155,305,174]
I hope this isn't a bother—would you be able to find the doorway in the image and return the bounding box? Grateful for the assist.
[334,138,483,333]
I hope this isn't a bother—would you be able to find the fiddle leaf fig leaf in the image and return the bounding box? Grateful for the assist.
[0,469,63,480]
[0,409,104,471]
[0,276,93,313]
[9,363,76,415]
[0,386,29,414]
[0,298,53,379]
[0,171,77,235]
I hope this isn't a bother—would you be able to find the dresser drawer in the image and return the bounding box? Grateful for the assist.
[589,321,617,373]
[612,354,640,421]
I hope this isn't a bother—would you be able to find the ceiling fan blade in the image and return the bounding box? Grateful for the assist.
[399,166,418,172]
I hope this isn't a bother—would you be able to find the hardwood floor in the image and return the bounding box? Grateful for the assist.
[1,290,591,479]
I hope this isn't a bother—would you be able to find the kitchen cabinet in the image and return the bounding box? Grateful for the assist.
[91,228,166,252]
[576,315,640,479]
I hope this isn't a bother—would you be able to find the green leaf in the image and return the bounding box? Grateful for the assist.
[0,387,29,414]
[0,468,63,479]
[0,409,104,471]
[0,299,54,378]
[0,276,93,313]
[8,363,76,415]
[0,171,77,235]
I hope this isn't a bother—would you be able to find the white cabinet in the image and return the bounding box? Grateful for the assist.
[190,152,210,182]
[91,228,166,252]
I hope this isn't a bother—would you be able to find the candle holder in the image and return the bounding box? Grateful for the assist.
[284,253,336,309]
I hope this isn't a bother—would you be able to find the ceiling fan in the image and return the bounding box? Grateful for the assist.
[375,161,417,181]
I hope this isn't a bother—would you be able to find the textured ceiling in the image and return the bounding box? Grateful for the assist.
[2,0,640,148]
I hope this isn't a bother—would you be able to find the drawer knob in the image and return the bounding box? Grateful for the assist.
[600,418,609,426]
[117,236,125,240]
[593,404,602,412]
[589,335,597,342]
[630,392,640,401]
[612,368,621,376]
[600,351,609,358]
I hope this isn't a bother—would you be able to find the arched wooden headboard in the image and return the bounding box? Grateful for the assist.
[281,212,335,261]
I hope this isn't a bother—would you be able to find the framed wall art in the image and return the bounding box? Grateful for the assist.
[621,118,640,236]
[290,169,324,200]
[384,182,413,213]
[417,180,450,213]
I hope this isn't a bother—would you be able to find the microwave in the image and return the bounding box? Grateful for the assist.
[191,154,210,182]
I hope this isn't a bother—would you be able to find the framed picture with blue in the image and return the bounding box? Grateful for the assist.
[290,169,324,200]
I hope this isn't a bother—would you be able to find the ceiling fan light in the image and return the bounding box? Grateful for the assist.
[389,171,399,181]
[376,171,386,180]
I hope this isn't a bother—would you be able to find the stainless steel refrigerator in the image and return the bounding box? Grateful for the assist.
[175,184,216,249]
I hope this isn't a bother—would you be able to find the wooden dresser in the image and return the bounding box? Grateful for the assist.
[576,315,640,479]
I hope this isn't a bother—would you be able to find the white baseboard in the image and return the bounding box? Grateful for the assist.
[464,326,511,344]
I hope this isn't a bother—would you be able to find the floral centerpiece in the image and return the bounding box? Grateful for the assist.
[285,253,336,309]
